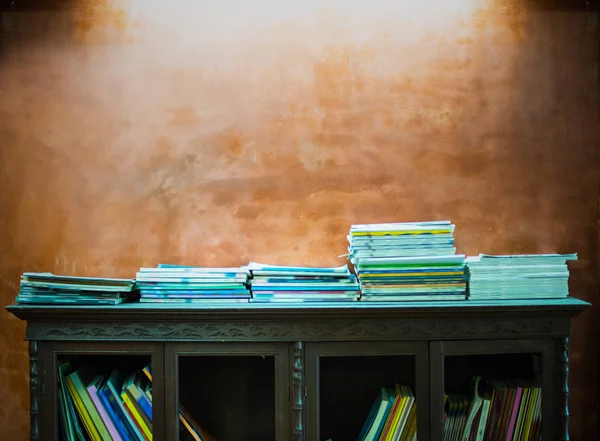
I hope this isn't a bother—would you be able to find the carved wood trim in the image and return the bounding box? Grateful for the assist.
[26,317,565,341]
[29,340,39,441]
[291,342,304,441]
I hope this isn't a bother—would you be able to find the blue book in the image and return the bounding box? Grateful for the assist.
[123,373,152,422]
[356,387,385,441]
[98,381,132,441]
[371,395,394,441]
[103,370,145,441]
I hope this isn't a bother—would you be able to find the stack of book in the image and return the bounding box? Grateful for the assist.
[444,376,541,441]
[58,362,215,441]
[356,385,417,441]
[466,253,576,300]
[348,221,457,263]
[16,273,135,305]
[347,221,467,301]
[135,264,251,304]
[247,262,360,303]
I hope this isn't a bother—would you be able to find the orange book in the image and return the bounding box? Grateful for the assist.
[179,405,216,441]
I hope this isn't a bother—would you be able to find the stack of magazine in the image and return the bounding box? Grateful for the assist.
[57,362,215,441]
[12,222,579,307]
[347,221,467,301]
[348,221,457,263]
[466,253,576,300]
[247,262,360,302]
[15,273,135,305]
[135,264,251,304]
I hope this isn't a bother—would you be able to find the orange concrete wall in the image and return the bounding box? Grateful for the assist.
[0,1,598,439]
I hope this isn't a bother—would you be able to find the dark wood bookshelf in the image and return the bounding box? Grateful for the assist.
[6,297,589,441]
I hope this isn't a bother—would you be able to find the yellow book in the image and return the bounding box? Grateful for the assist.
[513,387,530,441]
[351,230,452,236]
[530,388,542,440]
[360,272,464,277]
[518,387,533,441]
[531,388,543,439]
[378,385,402,441]
[385,387,407,441]
[386,397,406,441]
[142,365,152,381]
[523,387,540,441]
[180,406,216,441]
[401,403,417,441]
[394,386,415,440]
[122,393,153,441]
[64,376,102,441]
[179,413,201,441]
[66,369,113,441]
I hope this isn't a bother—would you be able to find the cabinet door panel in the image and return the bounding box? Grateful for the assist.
[165,342,290,441]
[430,339,556,441]
[43,341,164,441]
[305,341,429,441]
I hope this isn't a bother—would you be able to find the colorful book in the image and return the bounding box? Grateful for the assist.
[87,376,124,441]
[66,368,113,441]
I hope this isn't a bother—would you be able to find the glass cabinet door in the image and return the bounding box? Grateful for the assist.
[430,340,556,441]
[305,341,429,441]
[166,342,290,441]
[47,341,164,441]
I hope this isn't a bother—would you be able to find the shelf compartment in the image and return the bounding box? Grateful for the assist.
[54,351,157,441]
[306,342,429,441]
[178,355,275,441]
[443,353,542,441]
[431,340,555,441]
[167,343,290,441]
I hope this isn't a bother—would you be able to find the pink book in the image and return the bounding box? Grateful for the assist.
[504,387,523,441]
[88,382,124,441]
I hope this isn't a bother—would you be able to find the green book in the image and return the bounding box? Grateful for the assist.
[58,363,78,441]
[67,368,113,441]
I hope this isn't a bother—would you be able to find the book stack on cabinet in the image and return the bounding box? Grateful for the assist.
[135,265,250,304]
[247,262,360,303]
[347,221,468,301]
[16,273,134,305]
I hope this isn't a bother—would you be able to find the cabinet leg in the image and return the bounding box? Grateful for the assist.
[558,337,569,441]
[29,340,40,441]
[292,341,304,441]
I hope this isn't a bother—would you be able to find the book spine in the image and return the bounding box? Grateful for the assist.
[98,387,132,441]
[504,387,523,441]
[122,393,152,441]
[88,385,124,441]
[127,385,153,422]
[68,372,112,441]
[106,382,145,441]
[64,376,103,441]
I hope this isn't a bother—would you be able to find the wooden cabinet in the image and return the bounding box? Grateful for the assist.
[6,298,589,441]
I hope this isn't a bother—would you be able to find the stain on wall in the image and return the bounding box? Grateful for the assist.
[0,1,598,439]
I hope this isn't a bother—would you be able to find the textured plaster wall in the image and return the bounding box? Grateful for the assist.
[0,1,598,439]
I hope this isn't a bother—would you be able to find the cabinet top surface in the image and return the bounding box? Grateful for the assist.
[5,297,590,322]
